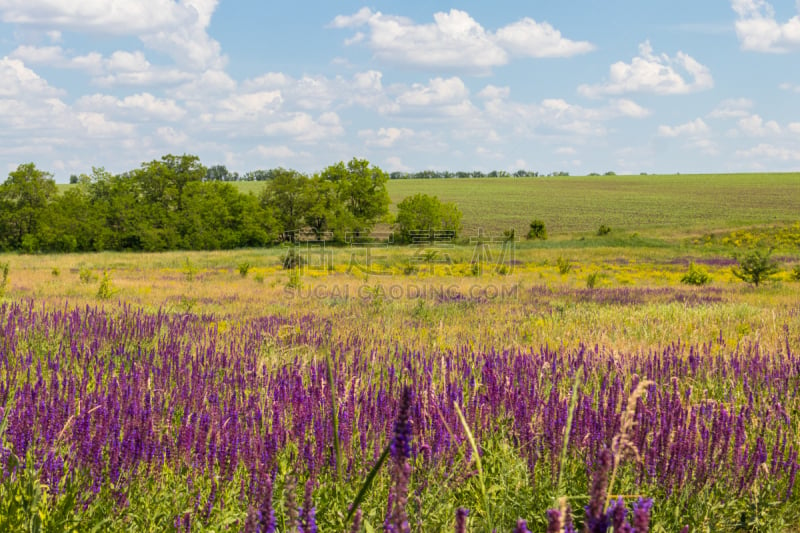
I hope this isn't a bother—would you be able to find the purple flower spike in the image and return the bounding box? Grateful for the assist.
[608,497,628,531]
[513,518,531,533]
[391,387,413,461]
[631,498,653,533]
[387,386,413,533]
[585,448,613,533]
[455,507,469,533]
[545,508,561,533]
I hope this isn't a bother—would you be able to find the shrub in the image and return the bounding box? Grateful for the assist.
[51,267,60,277]
[183,258,199,282]
[732,249,780,287]
[79,267,96,284]
[526,219,547,240]
[282,247,305,270]
[0,262,8,297]
[681,262,712,286]
[237,262,251,278]
[97,271,116,300]
[790,264,800,281]
[597,224,612,236]
[586,271,600,288]
[557,257,572,275]
[394,193,462,243]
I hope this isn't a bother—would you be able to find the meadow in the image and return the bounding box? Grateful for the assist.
[4,172,800,532]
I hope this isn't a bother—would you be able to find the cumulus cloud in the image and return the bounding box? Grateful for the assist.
[330,8,593,72]
[0,0,225,70]
[736,143,800,160]
[358,127,415,148]
[579,41,713,97]
[731,0,800,52]
[737,114,781,136]
[657,118,710,137]
[262,112,344,142]
[707,98,753,118]
[383,77,476,117]
[76,92,186,121]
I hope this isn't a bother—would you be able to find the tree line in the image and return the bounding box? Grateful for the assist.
[0,154,462,253]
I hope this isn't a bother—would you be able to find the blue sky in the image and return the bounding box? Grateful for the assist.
[0,0,799,181]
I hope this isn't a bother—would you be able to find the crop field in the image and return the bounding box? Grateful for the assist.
[223,172,800,238]
[4,176,800,532]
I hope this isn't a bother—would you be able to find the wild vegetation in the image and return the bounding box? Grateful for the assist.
[0,165,799,531]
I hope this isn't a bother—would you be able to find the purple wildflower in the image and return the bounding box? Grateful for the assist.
[387,386,413,533]
[546,508,561,533]
[513,518,531,533]
[350,508,363,533]
[584,448,613,533]
[455,507,469,533]
[631,498,653,533]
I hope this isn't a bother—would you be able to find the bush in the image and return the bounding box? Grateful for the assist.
[526,220,547,240]
[237,262,251,278]
[97,271,116,299]
[282,247,305,270]
[394,193,462,243]
[557,257,572,275]
[732,249,780,287]
[79,267,96,284]
[791,264,800,281]
[586,271,600,288]
[681,262,712,286]
[597,224,611,236]
[0,262,8,297]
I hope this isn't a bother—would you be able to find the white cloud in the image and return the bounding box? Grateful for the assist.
[262,112,344,142]
[736,143,800,160]
[383,77,476,117]
[494,18,595,58]
[358,127,415,148]
[579,41,713,97]
[256,145,297,158]
[477,85,510,100]
[385,156,411,172]
[0,0,225,70]
[708,97,753,118]
[330,8,593,72]
[737,114,781,136]
[780,82,800,92]
[0,56,63,97]
[789,122,800,133]
[657,118,710,137]
[731,0,800,52]
[609,98,651,118]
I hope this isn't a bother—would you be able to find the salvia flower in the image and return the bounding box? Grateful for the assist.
[545,508,562,533]
[513,518,531,533]
[584,448,613,533]
[631,498,653,533]
[387,386,413,533]
[455,507,469,533]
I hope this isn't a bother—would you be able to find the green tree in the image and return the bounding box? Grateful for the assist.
[320,158,390,236]
[86,168,147,250]
[260,168,310,242]
[0,163,57,251]
[732,249,781,287]
[180,182,277,249]
[394,193,462,243]
[303,176,351,241]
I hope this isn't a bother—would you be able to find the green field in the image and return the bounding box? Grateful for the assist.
[58,173,800,239]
